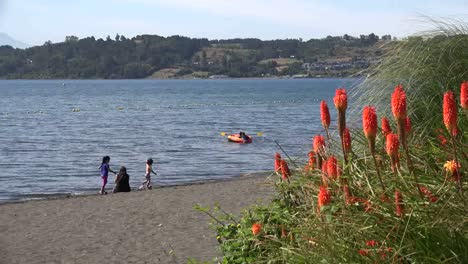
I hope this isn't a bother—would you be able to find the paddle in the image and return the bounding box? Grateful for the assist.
[220,132,263,137]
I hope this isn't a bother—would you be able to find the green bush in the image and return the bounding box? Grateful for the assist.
[198,21,468,263]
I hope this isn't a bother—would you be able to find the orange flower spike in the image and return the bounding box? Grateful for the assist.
[313,135,326,153]
[334,88,348,138]
[280,160,291,181]
[308,151,316,170]
[274,152,282,172]
[391,84,407,120]
[395,190,404,217]
[381,117,392,137]
[363,106,378,141]
[461,81,468,111]
[404,117,411,134]
[444,160,461,181]
[443,91,458,136]
[366,240,379,247]
[418,186,438,203]
[320,100,331,130]
[318,185,331,209]
[343,185,352,204]
[333,88,348,112]
[327,156,338,179]
[386,133,400,172]
[320,159,328,185]
[438,134,448,146]
[358,249,369,256]
[386,134,400,157]
[444,160,460,174]
[343,128,352,153]
[251,223,262,235]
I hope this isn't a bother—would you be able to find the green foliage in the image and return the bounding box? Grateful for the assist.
[352,20,468,137]
[201,110,467,263]
[196,22,468,263]
[0,33,383,79]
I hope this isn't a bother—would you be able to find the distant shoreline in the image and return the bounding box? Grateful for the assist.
[0,76,360,81]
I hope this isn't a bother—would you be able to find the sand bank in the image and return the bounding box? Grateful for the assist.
[0,173,275,264]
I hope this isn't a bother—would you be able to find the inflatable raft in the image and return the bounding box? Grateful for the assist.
[227,134,253,144]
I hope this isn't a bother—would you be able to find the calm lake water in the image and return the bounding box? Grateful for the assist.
[0,78,358,202]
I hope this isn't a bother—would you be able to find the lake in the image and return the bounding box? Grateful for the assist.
[0,78,358,202]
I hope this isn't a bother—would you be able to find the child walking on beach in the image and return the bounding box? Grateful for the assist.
[139,158,157,190]
[99,156,116,194]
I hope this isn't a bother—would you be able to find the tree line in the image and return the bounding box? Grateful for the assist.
[0,33,390,79]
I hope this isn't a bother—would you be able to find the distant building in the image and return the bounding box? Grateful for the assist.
[209,75,229,79]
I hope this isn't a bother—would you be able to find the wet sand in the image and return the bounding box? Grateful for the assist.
[0,173,275,264]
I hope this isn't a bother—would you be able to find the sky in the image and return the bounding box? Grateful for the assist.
[0,0,467,46]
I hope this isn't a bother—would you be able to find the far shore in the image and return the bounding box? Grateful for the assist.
[0,172,275,263]
[0,76,361,81]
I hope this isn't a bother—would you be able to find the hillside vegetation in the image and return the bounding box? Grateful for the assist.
[0,33,390,79]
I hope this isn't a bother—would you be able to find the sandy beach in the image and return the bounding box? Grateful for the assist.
[0,173,275,264]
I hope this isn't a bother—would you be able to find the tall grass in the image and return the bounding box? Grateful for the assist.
[197,21,468,264]
[351,19,468,138]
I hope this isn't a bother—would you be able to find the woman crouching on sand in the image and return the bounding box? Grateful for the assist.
[113,166,131,193]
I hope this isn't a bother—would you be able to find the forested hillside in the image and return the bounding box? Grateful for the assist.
[0,33,392,79]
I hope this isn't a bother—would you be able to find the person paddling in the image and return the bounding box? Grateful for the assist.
[239,131,249,141]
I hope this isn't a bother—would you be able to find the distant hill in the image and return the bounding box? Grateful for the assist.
[0,33,29,49]
[0,33,392,79]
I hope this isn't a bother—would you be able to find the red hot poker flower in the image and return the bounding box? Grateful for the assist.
[343,128,352,153]
[418,186,438,203]
[251,223,262,235]
[313,135,326,153]
[343,185,353,204]
[305,151,315,171]
[327,156,338,179]
[443,91,458,135]
[320,100,331,130]
[438,135,447,145]
[274,152,282,172]
[395,190,404,217]
[386,134,399,157]
[366,240,379,247]
[391,84,407,120]
[358,249,369,256]
[363,106,378,140]
[280,160,291,181]
[404,117,411,134]
[381,117,392,137]
[386,133,400,172]
[334,89,348,138]
[321,159,328,183]
[461,81,468,110]
[444,160,461,182]
[333,88,348,111]
[318,185,331,209]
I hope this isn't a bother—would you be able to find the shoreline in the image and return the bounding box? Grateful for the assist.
[0,171,273,206]
[0,170,275,263]
[0,76,359,81]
